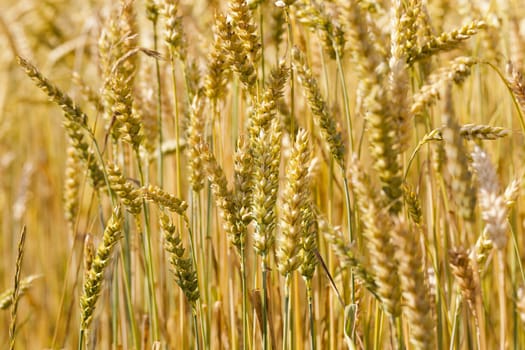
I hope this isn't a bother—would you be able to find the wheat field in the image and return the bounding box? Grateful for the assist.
[2,0,525,349]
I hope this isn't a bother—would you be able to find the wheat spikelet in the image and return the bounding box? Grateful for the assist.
[292,47,345,168]
[107,163,142,215]
[292,0,345,59]
[80,208,122,330]
[99,1,141,144]
[517,287,525,325]
[204,14,232,103]
[67,124,105,190]
[365,84,404,213]
[134,67,159,154]
[506,61,525,111]
[388,0,415,154]
[317,213,378,296]
[392,218,435,349]
[449,247,479,320]
[0,275,40,310]
[299,203,318,280]
[17,56,89,128]
[146,0,159,23]
[350,156,401,317]
[249,62,288,141]
[162,0,187,61]
[198,143,243,250]
[338,0,383,98]
[186,96,206,192]
[9,226,26,350]
[271,7,286,54]
[233,136,253,246]
[411,56,477,116]
[160,212,200,303]
[471,146,509,250]
[64,145,81,235]
[228,0,260,64]
[72,72,104,113]
[252,118,282,257]
[409,19,486,63]
[142,185,188,215]
[217,13,257,95]
[402,184,422,226]
[277,129,313,276]
[460,124,510,140]
[442,89,476,222]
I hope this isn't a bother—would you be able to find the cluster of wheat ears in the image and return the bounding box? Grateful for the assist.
[2,0,525,349]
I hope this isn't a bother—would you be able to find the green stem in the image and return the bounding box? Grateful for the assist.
[283,274,292,350]
[334,49,354,153]
[284,8,294,135]
[169,51,183,208]
[241,247,249,350]
[120,248,140,348]
[136,152,160,340]
[78,329,85,350]
[306,280,316,350]
[193,306,201,350]
[152,22,164,188]
[262,257,268,350]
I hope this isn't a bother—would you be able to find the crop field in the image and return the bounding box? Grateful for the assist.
[1,0,525,349]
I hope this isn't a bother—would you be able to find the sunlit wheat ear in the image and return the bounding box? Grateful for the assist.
[99,1,142,145]
[216,13,257,96]
[292,47,345,169]
[142,185,188,215]
[228,0,260,64]
[204,13,232,103]
[9,226,26,350]
[292,0,345,59]
[458,124,510,140]
[186,96,206,192]
[198,143,243,250]
[17,56,105,189]
[83,234,95,275]
[72,72,104,113]
[471,146,512,250]
[162,0,187,61]
[338,0,383,97]
[402,184,422,226]
[317,212,378,296]
[392,217,435,349]
[64,145,81,235]
[517,288,525,325]
[107,163,142,215]
[233,135,253,243]
[409,19,486,64]
[146,0,159,23]
[134,66,159,155]
[389,0,412,154]
[506,61,525,112]
[277,128,313,276]
[449,247,480,321]
[17,56,89,128]
[299,204,318,281]
[160,212,200,304]
[350,156,401,318]
[249,62,288,140]
[364,84,404,213]
[0,275,40,310]
[252,119,281,257]
[441,87,476,223]
[411,56,477,116]
[64,122,105,190]
[80,208,123,331]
